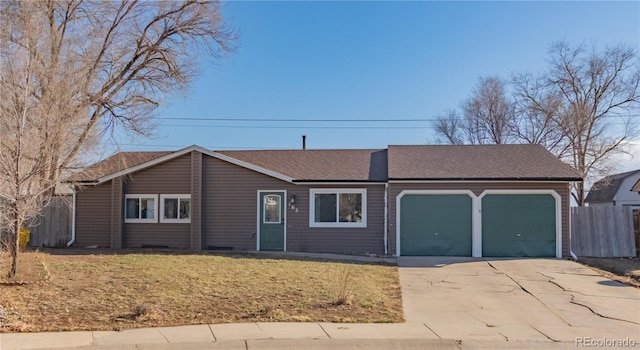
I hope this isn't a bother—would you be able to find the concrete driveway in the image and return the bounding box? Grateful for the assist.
[398,257,640,345]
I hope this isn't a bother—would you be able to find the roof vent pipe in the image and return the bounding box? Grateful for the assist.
[302,135,306,150]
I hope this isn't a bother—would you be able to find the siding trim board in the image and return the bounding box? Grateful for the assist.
[190,151,203,251]
[395,188,562,258]
[111,178,123,249]
[294,181,387,184]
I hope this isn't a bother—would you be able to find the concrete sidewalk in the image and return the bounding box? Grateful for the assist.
[0,323,455,350]
[0,322,600,350]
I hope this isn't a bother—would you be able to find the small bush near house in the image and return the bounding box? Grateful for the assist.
[331,265,355,305]
[19,228,30,250]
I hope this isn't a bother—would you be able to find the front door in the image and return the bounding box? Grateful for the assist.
[259,191,285,251]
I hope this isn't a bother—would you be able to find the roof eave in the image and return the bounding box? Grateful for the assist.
[388,177,583,182]
[292,179,388,183]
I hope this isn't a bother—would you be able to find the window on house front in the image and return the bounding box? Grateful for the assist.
[263,194,281,224]
[125,195,157,223]
[309,189,366,228]
[160,194,191,223]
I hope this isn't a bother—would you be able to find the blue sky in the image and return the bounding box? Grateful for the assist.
[110,1,639,170]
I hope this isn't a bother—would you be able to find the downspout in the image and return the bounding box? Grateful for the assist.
[66,187,76,247]
[384,183,388,255]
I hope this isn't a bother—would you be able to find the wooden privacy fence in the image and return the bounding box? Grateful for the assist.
[571,206,636,257]
[27,196,72,248]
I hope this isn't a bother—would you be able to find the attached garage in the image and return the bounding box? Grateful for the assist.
[395,188,563,258]
[388,145,580,258]
[481,193,558,257]
[398,192,473,256]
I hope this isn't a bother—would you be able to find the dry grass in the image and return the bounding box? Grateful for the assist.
[578,257,640,288]
[0,250,402,332]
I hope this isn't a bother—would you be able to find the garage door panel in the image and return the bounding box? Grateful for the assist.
[482,238,555,257]
[400,194,472,256]
[482,194,556,257]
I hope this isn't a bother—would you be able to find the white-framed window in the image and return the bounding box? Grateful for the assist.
[263,194,282,224]
[160,194,191,223]
[309,189,367,228]
[125,194,158,223]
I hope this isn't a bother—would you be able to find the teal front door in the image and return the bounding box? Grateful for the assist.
[259,191,285,251]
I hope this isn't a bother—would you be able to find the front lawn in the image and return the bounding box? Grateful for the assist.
[0,250,402,332]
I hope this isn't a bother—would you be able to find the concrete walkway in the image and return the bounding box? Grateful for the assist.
[398,257,640,345]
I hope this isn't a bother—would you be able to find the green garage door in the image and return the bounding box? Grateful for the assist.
[400,194,472,256]
[482,194,556,257]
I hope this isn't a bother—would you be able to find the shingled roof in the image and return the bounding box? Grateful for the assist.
[585,169,640,203]
[219,149,388,182]
[68,144,581,184]
[68,151,171,182]
[387,144,581,180]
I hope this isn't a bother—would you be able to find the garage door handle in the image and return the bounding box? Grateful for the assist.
[516,233,521,237]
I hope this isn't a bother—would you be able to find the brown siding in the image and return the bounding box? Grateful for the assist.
[388,182,572,257]
[190,151,203,250]
[75,181,112,247]
[111,177,123,249]
[121,154,192,248]
[202,156,385,254]
[287,184,385,255]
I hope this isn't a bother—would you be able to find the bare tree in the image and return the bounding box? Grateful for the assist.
[511,73,570,159]
[434,109,464,145]
[434,76,515,145]
[0,0,234,277]
[515,41,640,206]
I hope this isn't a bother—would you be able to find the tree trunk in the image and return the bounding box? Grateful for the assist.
[8,222,19,279]
[7,203,22,279]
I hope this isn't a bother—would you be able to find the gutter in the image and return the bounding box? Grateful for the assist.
[383,183,388,255]
[388,177,583,182]
[66,187,76,247]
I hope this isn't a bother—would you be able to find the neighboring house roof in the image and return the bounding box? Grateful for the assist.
[68,144,582,184]
[634,179,640,192]
[387,144,581,181]
[585,169,640,203]
[219,149,388,182]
